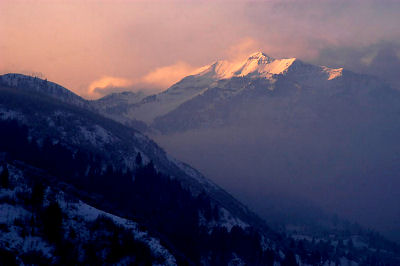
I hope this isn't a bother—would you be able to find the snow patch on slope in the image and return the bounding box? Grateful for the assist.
[58,195,177,265]
[219,208,249,231]
[199,207,249,233]
[78,125,116,147]
[0,106,26,122]
[0,179,54,259]
[322,66,343,80]
[0,163,177,265]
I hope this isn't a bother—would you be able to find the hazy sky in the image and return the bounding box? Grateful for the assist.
[1,0,400,99]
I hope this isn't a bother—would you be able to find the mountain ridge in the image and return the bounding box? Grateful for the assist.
[91,52,385,127]
[0,73,90,108]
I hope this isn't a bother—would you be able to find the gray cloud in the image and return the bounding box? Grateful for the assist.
[314,42,400,89]
[240,1,400,58]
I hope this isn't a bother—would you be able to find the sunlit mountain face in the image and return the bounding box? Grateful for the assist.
[1,1,400,265]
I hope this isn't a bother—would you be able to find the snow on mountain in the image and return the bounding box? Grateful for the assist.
[92,52,346,126]
[322,66,344,80]
[169,51,344,88]
[194,52,298,79]
[0,163,177,265]
[59,197,177,265]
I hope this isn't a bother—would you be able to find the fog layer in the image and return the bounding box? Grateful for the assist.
[153,84,400,242]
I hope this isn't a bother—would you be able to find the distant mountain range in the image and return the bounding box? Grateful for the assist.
[1,51,400,264]
[89,52,398,133]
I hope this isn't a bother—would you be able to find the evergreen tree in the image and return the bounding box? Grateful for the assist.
[135,152,143,167]
[31,182,45,206]
[0,248,17,266]
[0,164,9,188]
[282,250,298,266]
[42,201,63,243]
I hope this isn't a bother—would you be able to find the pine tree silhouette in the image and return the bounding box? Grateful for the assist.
[135,152,143,167]
[0,164,9,189]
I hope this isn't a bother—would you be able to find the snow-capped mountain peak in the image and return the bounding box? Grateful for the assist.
[191,52,346,83]
[193,52,299,80]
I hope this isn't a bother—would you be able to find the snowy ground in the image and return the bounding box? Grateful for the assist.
[0,163,177,266]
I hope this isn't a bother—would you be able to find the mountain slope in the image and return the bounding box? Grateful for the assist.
[0,73,90,108]
[0,77,284,264]
[0,163,176,265]
[0,75,264,229]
